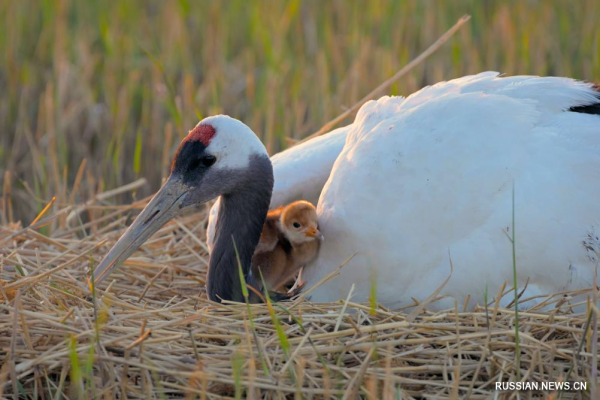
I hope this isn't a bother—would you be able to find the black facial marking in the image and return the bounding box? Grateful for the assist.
[569,83,600,115]
[172,140,206,172]
[171,140,213,185]
[188,158,203,171]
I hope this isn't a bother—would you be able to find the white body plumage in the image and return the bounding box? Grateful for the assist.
[208,72,600,308]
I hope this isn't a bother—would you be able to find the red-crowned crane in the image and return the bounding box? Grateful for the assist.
[95,72,600,309]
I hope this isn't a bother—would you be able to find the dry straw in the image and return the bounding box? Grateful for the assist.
[1,14,599,399]
[1,191,598,399]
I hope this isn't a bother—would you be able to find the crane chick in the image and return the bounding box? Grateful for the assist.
[252,200,323,293]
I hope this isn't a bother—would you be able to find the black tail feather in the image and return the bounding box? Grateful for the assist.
[569,83,600,115]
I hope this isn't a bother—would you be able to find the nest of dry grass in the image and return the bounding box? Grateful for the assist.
[1,189,598,399]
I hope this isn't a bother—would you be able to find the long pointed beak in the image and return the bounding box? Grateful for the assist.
[94,176,190,285]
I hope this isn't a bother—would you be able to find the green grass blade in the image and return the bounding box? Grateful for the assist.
[511,183,521,379]
[258,270,290,357]
[257,270,296,383]
[276,303,330,372]
[232,237,270,377]
[369,270,377,315]
[232,349,244,400]
[68,335,83,396]
[133,128,143,175]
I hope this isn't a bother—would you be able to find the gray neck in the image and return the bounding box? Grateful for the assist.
[207,155,273,302]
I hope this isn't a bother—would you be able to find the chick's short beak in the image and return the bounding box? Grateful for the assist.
[305,226,324,241]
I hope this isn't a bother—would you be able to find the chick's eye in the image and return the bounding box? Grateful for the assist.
[293,222,301,228]
[200,155,217,167]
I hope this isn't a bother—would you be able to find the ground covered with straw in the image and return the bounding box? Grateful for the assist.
[1,190,598,399]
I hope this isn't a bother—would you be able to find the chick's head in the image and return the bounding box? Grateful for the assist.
[279,201,323,243]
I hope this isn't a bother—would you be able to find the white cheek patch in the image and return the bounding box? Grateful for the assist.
[201,115,268,171]
[207,135,253,170]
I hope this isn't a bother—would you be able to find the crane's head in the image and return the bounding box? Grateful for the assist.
[93,115,271,285]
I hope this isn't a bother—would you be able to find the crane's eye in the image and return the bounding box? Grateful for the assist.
[200,155,217,167]
[293,222,301,228]
[187,154,216,171]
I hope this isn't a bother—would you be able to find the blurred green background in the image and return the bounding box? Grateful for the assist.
[1,0,599,223]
